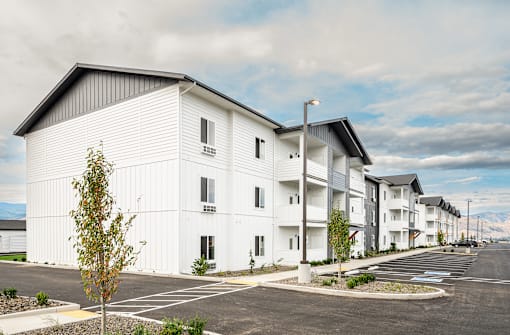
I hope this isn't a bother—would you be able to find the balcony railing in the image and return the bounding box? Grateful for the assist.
[277,158,327,183]
[349,212,364,226]
[349,178,365,196]
[389,220,408,231]
[276,204,327,225]
[331,170,346,191]
[388,198,409,210]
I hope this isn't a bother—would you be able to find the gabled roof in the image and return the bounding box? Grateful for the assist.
[455,209,461,218]
[379,174,424,195]
[0,220,26,231]
[420,196,444,207]
[14,63,283,136]
[276,118,372,165]
[365,174,381,184]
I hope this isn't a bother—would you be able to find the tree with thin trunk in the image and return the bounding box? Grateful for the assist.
[328,208,352,280]
[70,146,142,335]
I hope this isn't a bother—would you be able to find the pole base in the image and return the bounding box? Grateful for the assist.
[297,263,311,283]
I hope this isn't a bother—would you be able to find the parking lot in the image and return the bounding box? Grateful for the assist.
[1,244,509,334]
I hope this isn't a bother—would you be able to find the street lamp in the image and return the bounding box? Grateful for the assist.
[477,216,480,242]
[298,98,320,284]
[467,200,472,241]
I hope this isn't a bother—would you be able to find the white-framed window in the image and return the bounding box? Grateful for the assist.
[255,235,265,256]
[255,186,265,208]
[383,191,386,201]
[200,117,215,146]
[371,187,376,201]
[384,212,386,223]
[372,210,376,226]
[201,177,215,203]
[255,137,265,159]
[200,235,215,260]
[383,235,387,245]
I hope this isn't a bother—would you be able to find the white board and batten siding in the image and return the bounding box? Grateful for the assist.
[25,85,181,273]
[0,231,26,253]
[179,93,275,273]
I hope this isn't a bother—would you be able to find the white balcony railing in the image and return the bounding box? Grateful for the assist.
[349,178,365,196]
[349,212,364,226]
[388,198,409,210]
[389,220,408,231]
[276,204,327,224]
[277,158,327,182]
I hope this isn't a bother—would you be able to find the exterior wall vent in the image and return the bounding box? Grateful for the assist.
[202,145,216,156]
[203,204,217,213]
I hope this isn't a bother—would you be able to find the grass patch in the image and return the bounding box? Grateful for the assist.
[0,254,26,262]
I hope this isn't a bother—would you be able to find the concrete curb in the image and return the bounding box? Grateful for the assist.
[260,282,446,300]
[0,299,80,319]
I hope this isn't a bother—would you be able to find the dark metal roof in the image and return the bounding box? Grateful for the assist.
[276,118,372,165]
[379,174,424,195]
[420,196,444,206]
[14,63,283,136]
[365,174,381,184]
[0,220,26,231]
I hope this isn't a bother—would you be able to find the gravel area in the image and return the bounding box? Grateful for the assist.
[278,276,437,294]
[210,265,297,277]
[16,315,163,335]
[0,296,63,315]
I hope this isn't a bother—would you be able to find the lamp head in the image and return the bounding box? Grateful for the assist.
[307,99,320,106]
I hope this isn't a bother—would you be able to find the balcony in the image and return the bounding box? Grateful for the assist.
[388,220,409,231]
[276,204,327,226]
[277,158,327,185]
[349,178,365,197]
[426,213,436,221]
[388,198,409,210]
[331,170,346,191]
[349,212,365,226]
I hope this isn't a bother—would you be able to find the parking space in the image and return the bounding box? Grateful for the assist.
[346,251,510,286]
[84,281,254,316]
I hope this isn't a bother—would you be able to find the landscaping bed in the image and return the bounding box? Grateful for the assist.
[0,295,62,315]
[209,265,297,277]
[16,315,207,335]
[278,276,437,294]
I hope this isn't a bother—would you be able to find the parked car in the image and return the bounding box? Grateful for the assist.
[452,240,477,248]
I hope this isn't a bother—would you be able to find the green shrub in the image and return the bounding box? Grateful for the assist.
[3,287,17,299]
[21,257,26,262]
[161,318,185,335]
[36,291,49,306]
[390,243,397,252]
[191,256,209,276]
[346,278,357,289]
[187,316,207,335]
[133,324,152,335]
[322,279,333,286]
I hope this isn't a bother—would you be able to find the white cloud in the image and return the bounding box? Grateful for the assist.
[449,176,481,184]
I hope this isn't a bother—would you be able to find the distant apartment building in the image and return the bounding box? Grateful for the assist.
[14,63,372,274]
[420,196,461,245]
[364,175,379,253]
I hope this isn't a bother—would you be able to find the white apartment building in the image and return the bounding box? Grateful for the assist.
[373,174,424,250]
[420,196,461,245]
[14,63,371,274]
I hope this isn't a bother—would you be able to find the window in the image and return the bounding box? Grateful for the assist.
[201,177,215,203]
[200,118,215,146]
[200,235,215,260]
[255,187,265,208]
[383,235,386,245]
[384,212,386,223]
[372,210,376,225]
[289,238,293,250]
[255,235,265,256]
[383,191,386,201]
[255,137,265,159]
[372,187,376,201]
[351,206,355,213]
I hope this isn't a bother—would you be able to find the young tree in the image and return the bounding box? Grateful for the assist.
[461,232,465,242]
[437,230,445,245]
[70,147,142,335]
[328,208,352,280]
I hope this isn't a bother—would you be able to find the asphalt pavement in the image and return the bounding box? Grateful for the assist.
[0,244,508,334]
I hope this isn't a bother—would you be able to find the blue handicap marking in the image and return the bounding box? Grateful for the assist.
[424,271,451,276]
[411,277,443,283]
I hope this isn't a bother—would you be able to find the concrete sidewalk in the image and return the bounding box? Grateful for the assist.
[226,247,440,284]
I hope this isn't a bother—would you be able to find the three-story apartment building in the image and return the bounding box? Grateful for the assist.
[14,63,371,274]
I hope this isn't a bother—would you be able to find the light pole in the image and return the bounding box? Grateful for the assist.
[477,216,480,242]
[481,220,484,241]
[466,200,472,241]
[298,98,320,284]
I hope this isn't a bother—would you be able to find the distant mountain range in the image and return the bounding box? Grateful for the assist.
[458,211,510,240]
[0,202,26,220]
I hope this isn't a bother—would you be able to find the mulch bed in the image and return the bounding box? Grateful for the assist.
[209,265,297,277]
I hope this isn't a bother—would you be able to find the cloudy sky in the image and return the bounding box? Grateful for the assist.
[1,0,509,214]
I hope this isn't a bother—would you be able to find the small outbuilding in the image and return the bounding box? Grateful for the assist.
[0,220,26,253]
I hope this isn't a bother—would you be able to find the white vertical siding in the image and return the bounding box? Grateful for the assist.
[25,85,181,273]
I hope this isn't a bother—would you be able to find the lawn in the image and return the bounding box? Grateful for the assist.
[0,254,26,261]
